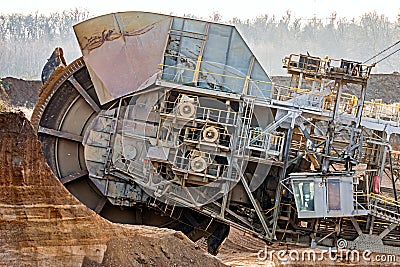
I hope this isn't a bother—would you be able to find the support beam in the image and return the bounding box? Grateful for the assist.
[236,164,272,239]
[378,223,397,239]
[272,116,296,238]
[317,231,336,245]
[94,197,108,214]
[135,209,143,224]
[60,170,89,184]
[38,126,83,143]
[350,217,363,235]
[388,151,399,213]
[369,216,375,235]
[69,76,101,113]
[191,22,209,85]
[322,81,343,172]
[220,188,229,218]
[365,216,371,232]
[377,133,391,186]
[242,56,255,95]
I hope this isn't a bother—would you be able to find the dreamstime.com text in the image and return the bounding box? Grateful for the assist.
[257,246,398,263]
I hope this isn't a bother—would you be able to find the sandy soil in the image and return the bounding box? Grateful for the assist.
[0,112,225,266]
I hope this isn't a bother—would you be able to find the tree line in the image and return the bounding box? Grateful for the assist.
[0,9,399,79]
[227,11,400,75]
[0,9,88,79]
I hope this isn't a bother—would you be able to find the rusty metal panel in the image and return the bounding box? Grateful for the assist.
[74,12,172,104]
[73,11,272,104]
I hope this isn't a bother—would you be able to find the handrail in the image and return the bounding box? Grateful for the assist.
[370,192,400,206]
[283,53,374,79]
[159,63,247,81]
[158,61,399,122]
[354,192,400,220]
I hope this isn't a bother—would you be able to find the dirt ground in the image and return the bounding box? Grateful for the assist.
[0,112,225,266]
[217,228,272,266]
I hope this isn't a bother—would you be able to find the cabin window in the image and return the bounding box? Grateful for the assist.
[327,179,341,210]
[293,181,315,212]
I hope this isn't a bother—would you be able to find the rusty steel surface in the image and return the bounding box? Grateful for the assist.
[73,11,272,105]
[74,12,171,104]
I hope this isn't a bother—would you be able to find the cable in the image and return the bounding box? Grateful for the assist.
[375,46,400,64]
[363,39,400,64]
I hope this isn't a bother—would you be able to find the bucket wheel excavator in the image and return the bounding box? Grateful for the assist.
[32,11,400,256]
[32,12,262,254]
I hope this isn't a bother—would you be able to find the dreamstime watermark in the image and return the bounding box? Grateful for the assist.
[257,239,398,263]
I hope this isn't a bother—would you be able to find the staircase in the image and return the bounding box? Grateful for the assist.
[369,193,400,224]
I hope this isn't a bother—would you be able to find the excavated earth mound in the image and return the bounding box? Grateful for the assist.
[0,112,225,267]
[0,77,40,109]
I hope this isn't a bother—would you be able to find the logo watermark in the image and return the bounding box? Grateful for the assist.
[257,239,398,263]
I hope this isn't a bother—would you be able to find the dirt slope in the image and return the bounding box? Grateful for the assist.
[0,77,40,108]
[0,111,225,267]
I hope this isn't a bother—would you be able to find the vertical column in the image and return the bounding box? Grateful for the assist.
[192,23,210,85]
[271,114,296,238]
[242,56,255,95]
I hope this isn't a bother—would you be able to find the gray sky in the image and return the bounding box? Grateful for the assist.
[2,0,400,21]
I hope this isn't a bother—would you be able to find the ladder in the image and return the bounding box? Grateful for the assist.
[236,97,254,157]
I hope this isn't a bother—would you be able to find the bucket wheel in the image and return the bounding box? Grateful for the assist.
[31,56,230,253]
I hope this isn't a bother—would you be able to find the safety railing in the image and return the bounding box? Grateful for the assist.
[359,138,400,166]
[160,64,244,94]
[159,57,399,123]
[283,54,373,80]
[159,55,273,98]
[368,192,400,222]
[323,93,400,122]
[351,191,370,216]
[323,93,358,115]
[362,100,400,122]
[172,153,232,184]
[270,82,400,123]
[247,79,273,98]
[273,84,326,109]
[369,192,400,206]
[247,128,285,158]
[160,98,238,126]
[326,58,372,79]
[284,54,324,73]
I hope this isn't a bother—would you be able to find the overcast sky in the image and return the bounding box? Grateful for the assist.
[2,0,400,21]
